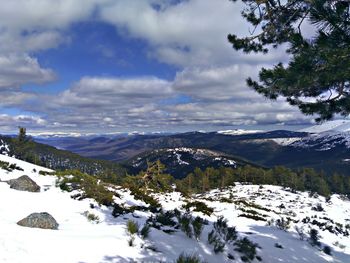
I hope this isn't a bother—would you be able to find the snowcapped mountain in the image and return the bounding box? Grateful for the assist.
[217,129,263,135]
[1,154,350,262]
[301,120,350,134]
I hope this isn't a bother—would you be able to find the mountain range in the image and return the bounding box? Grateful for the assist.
[33,120,350,177]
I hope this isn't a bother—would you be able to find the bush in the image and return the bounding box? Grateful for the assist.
[184,201,214,216]
[239,214,267,222]
[234,237,259,262]
[207,230,225,254]
[214,216,237,242]
[179,214,193,238]
[275,217,290,231]
[274,243,283,249]
[112,204,130,217]
[295,226,306,240]
[126,220,139,235]
[57,170,114,206]
[312,203,324,212]
[192,217,204,241]
[128,236,135,247]
[155,211,176,227]
[176,253,202,263]
[309,229,321,247]
[82,211,100,223]
[323,245,332,255]
[140,224,151,239]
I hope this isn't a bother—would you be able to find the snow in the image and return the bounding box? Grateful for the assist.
[1,154,350,263]
[217,129,263,135]
[301,120,350,134]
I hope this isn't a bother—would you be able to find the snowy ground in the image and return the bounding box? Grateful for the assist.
[1,154,350,263]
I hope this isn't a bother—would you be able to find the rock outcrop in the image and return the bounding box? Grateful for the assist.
[17,212,59,230]
[7,175,40,192]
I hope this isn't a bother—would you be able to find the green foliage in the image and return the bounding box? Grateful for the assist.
[234,237,259,262]
[183,201,214,216]
[192,216,204,241]
[124,160,174,193]
[82,211,100,223]
[56,170,114,206]
[128,187,161,212]
[0,161,23,172]
[178,164,345,197]
[38,170,55,176]
[154,211,177,227]
[323,245,332,255]
[275,217,291,231]
[214,216,237,243]
[228,0,350,121]
[126,220,139,235]
[179,214,193,238]
[207,230,225,254]
[140,224,151,239]
[176,253,203,263]
[309,229,321,247]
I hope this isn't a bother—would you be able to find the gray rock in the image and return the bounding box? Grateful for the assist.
[7,175,40,192]
[17,212,59,230]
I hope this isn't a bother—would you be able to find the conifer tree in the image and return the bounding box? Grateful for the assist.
[229,0,350,121]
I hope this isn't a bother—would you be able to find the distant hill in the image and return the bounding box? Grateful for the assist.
[0,135,126,177]
[34,126,350,176]
[124,147,260,179]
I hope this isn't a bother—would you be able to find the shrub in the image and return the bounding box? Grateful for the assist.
[82,211,100,223]
[155,211,176,227]
[128,236,135,247]
[323,245,332,255]
[129,187,161,212]
[214,216,228,236]
[225,226,238,242]
[239,214,267,222]
[112,204,130,217]
[126,220,139,235]
[57,170,114,206]
[234,237,259,262]
[192,216,204,241]
[275,217,290,231]
[309,229,321,247]
[140,224,151,239]
[207,230,225,254]
[295,226,306,240]
[184,201,214,216]
[312,203,324,212]
[213,216,237,242]
[274,243,283,249]
[176,253,202,263]
[179,214,193,238]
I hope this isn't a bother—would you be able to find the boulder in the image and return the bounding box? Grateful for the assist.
[7,175,40,192]
[17,212,59,230]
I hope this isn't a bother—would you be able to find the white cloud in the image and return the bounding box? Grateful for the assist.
[0,54,55,88]
[100,0,288,67]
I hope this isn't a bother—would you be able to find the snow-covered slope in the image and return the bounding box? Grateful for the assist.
[301,120,350,134]
[1,154,350,263]
[217,129,263,135]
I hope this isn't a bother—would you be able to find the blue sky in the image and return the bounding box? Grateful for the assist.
[0,0,315,134]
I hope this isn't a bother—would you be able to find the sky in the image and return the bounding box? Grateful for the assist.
[0,0,317,134]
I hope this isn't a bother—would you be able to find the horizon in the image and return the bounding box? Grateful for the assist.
[0,0,326,134]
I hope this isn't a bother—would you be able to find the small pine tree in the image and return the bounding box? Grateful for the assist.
[192,217,204,241]
[140,224,151,239]
[126,220,139,235]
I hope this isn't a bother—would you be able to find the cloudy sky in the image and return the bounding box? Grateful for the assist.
[0,0,315,134]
